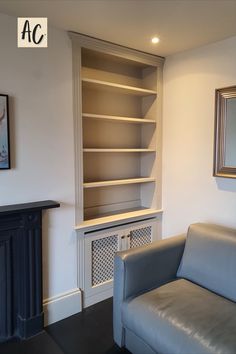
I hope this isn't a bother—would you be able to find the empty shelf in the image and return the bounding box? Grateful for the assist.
[76,208,163,232]
[83,177,155,188]
[83,148,156,153]
[82,78,157,96]
[82,113,156,124]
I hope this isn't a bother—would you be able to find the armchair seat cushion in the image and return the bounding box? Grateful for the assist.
[122,279,236,354]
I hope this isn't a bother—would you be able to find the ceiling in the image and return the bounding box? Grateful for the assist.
[0,0,236,57]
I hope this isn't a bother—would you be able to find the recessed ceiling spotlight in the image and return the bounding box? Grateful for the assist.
[151,37,160,44]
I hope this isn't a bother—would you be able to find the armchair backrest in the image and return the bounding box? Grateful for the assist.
[177,223,236,302]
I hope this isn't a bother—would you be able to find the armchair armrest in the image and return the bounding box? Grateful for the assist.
[113,234,186,346]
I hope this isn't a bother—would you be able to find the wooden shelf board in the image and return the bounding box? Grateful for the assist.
[83,177,155,189]
[84,178,155,189]
[82,78,157,96]
[82,113,156,124]
[83,148,156,153]
[75,208,163,232]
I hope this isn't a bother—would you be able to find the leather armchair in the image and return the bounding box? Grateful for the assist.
[113,234,186,347]
[113,223,236,354]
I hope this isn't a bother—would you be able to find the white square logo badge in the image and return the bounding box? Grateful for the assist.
[17,18,48,48]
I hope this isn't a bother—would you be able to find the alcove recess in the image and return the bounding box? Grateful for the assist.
[70,33,164,229]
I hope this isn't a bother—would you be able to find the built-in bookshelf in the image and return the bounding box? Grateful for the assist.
[70,33,164,229]
[70,33,164,307]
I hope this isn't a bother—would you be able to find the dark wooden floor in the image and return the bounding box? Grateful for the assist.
[0,298,130,354]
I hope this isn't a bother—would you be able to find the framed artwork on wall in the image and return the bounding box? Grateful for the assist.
[0,94,10,169]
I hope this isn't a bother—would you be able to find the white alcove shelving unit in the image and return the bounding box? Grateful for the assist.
[70,32,165,307]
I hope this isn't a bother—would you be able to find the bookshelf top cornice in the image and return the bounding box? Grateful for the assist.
[69,31,165,67]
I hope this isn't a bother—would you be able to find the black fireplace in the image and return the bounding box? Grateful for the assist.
[0,200,60,342]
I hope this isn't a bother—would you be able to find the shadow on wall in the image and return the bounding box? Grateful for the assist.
[216,178,236,192]
[42,202,75,300]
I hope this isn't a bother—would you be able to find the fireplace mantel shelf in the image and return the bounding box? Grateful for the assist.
[0,200,60,216]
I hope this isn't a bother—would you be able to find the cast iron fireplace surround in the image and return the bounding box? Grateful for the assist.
[0,200,60,342]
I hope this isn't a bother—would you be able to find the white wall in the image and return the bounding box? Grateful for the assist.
[163,36,236,237]
[0,13,79,321]
[2,9,236,322]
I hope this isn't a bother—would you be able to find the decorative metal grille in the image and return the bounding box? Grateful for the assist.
[91,234,118,286]
[130,226,152,248]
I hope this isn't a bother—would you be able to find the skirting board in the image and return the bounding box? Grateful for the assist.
[84,288,113,308]
[43,288,82,326]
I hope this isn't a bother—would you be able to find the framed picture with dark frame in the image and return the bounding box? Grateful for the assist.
[0,94,10,169]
